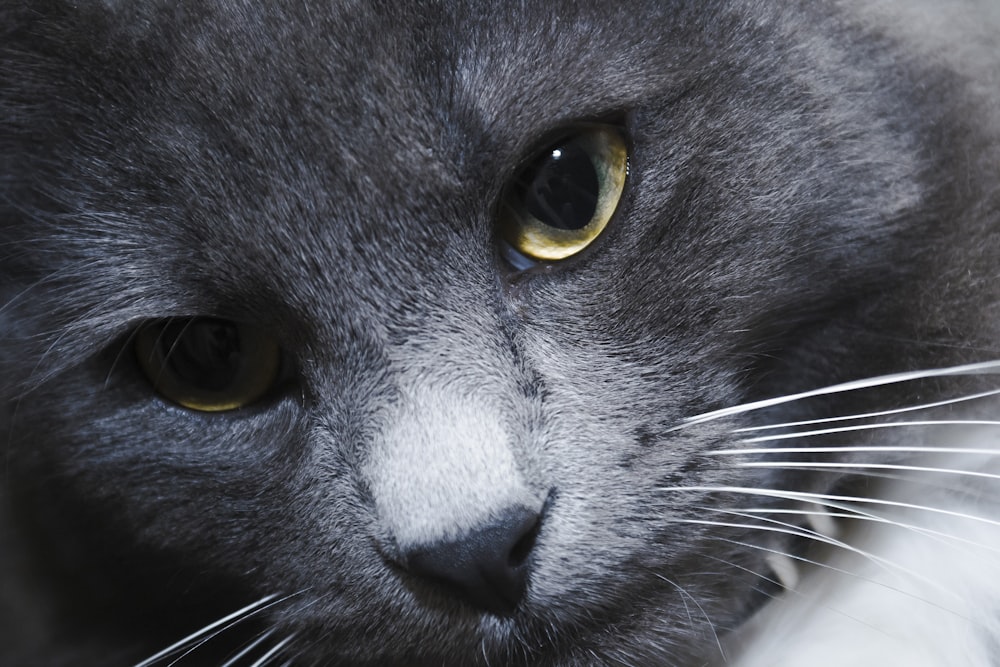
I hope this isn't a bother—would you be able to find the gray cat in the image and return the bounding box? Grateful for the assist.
[2,0,1000,665]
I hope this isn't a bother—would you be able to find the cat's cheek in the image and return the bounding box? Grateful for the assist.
[9,355,309,548]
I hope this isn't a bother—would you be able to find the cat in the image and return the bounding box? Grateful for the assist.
[2,0,1000,665]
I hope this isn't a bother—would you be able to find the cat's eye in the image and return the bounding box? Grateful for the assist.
[499,126,628,264]
[134,318,282,412]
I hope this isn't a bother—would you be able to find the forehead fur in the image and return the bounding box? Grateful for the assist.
[1,0,939,381]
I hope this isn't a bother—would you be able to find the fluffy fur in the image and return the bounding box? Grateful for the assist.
[1,1,999,665]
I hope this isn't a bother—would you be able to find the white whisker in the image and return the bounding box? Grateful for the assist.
[720,535,848,575]
[733,389,1000,433]
[701,531,890,594]
[675,360,1000,428]
[749,466,977,494]
[676,517,874,571]
[679,510,959,603]
[663,486,1000,530]
[736,421,1000,444]
[709,445,1000,457]
[133,595,280,667]
[733,506,1000,555]
[701,532,968,628]
[248,635,296,667]
[219,630,278,667]
[649,573,725,661]
[133,591,309,667]
[730,507,862,522]
[732,460,1000,483]
[700,552,784,592]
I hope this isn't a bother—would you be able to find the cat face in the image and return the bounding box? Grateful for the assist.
[2,1,997,664]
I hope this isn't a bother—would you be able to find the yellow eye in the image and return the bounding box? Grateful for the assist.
[134,318,281,412]
[499,126,628,263]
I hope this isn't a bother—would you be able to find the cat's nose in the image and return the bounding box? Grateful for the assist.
[403,504,543,616]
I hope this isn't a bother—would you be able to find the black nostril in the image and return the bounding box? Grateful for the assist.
[404,504,543,616]
[507,514,541,569]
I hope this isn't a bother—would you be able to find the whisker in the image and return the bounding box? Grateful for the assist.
[730,460,1000,483]
[676,511,957,602]
[732,505,1000,555]
[699,552,785,593]
[701,507,853,552]
[694,549,900,639]
[804,502,839,538]
[675,360,1000,428]
[219,630,278,667]
[663,485,1000,530]
[699,532,969,625]
[701,531,893,601]
[674,516,879,574]
[708,451,1000,497]
[702,535,837,583]
[133,592,303,667]
[735,421,1000,444]
[709,445,1000,457]
[247,635,296,667]
[733,389,1000,433]
[647,572,725,661]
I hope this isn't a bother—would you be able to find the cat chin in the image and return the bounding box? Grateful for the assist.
[720,427,1000,667]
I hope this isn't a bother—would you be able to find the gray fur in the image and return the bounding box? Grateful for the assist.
[1,0,999,664]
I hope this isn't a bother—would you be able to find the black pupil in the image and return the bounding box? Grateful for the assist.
[518,140,599,230]
[159,319,242,391]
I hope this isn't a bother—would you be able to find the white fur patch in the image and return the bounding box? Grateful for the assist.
[367,381,539,548]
